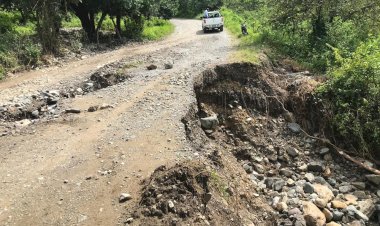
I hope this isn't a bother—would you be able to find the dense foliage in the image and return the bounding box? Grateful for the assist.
[177,0,223,17]
[318,39,380,158]
[222,0,380,158]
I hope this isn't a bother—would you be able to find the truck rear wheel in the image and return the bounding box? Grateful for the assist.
[203,28,207,33]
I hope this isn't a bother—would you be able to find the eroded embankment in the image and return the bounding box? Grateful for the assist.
[125,63,380,226]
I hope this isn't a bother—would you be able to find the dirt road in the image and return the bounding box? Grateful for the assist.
[0,19,232,225]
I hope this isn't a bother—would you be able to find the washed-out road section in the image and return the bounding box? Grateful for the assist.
[0,19,231,225]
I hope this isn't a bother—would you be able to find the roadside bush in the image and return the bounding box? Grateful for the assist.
[0,65,5,80]
[0,11,16,33]
[317,38,380,159]
[18,41,41,65]
[123,17,145,39]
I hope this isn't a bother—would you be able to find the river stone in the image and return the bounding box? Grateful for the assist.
[313,184,334,204]
[319,148,330,155]
[273,179,286,191]
[326,222,341,226]
[351,182,366,190]
[280,168,293,177]
[288,123,301,133]
[289,208,302,216]
[353,191,368,199]
[331,200,347,209]
[339,185,352,194]
[332,211,344,221]
[365,174,380,185]
[200,115,219,129]
[346,205,369,221]
[147,64,157,70]
[303,182,314,194]
[344,194,358,205]
[243,164,253,174]
[119,193,132,203]
[287,147,299,157]
[305,173,315,182]
[323,208,333,222]
[315,198,327,208]
[308,162,324,172]
[357,199,375,217]
[302,201,326,226]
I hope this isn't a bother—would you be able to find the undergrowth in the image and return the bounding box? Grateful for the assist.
[317,38,380,159]
[0,11,40,79]
[221,8,263,63]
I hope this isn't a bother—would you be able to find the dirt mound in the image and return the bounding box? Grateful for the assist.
[126,159,276,226]
[89,70,128,90]
[0,61,130,125]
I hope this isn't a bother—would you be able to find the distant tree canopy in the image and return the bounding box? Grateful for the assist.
[177,0,223,17]
[268,0,380,44]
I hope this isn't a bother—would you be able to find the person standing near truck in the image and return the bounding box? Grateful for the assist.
[204,8,209,18]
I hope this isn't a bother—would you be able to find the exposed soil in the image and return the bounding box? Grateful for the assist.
[182,63,379,225]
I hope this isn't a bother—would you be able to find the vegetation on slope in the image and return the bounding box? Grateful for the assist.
[222,0,380,159]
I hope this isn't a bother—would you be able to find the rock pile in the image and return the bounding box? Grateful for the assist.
[192,63,380,226]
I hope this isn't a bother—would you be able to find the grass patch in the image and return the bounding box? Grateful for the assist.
[63,15,174,41]
[62,14,82,28]
[142,19,174,40]
[63,14,115,31]
[221,8,262,63]
[0,11,41,80]
[209,170,230,198]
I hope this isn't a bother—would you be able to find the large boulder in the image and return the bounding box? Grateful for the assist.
[302,201,326,226]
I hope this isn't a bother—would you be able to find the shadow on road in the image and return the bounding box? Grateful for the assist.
[196,30,223,35]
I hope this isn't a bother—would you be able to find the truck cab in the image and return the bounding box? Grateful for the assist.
[202,11,224,33]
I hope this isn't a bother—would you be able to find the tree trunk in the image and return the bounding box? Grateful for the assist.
[310,4,327,46]
[111,16,122,40]
[116,15,122,35]
[69,3,96,42]
[95,12,107,44]
[36,0,60,55]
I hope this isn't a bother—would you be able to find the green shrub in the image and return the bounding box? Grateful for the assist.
[0,52,18,68]
[0,65,5,80]
[124,17,145,39]
[317,37,380,158]
[19,41,41,65]
[62,14,82,28]
[0,11,16,33]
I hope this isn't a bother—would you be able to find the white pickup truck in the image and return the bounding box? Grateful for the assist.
[202,11,224,33]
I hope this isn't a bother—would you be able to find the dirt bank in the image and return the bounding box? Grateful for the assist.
[125,63,380,225]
